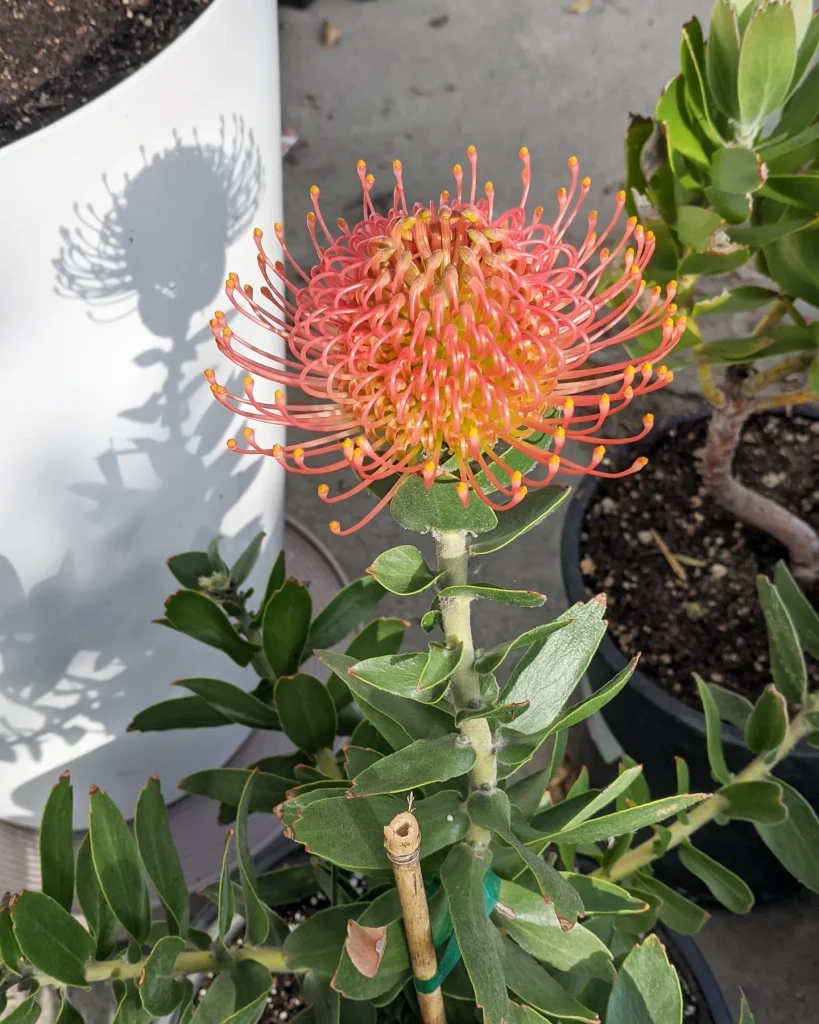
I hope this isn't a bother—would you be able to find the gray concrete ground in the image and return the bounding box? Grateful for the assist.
[278,0,819,1018]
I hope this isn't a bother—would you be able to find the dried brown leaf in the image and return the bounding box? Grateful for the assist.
[345,919,387,978]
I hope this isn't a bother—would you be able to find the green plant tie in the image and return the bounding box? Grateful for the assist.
[414,868,500,995]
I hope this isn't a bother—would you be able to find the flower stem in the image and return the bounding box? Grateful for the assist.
[595,707,813,883]
[34,945,288,988]
[436,530,496,848]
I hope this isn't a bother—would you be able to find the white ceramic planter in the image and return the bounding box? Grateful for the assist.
[0,0,285,827]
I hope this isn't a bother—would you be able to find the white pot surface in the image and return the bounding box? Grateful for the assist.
[0,0,285,827]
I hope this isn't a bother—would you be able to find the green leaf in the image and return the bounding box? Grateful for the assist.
[675,206,723,251]
[55,996,83,1024]
[502,597,607,735]
[174,678,279,730]
[134,777,190,937]
[680,18,724,147]
[191,973,236,1024]
[677,246,751,276]
[2,991,41,1024]
[505,764,553,820]
[251,549,286,627]
[10,891,94,988]
[217,831,235,942]
[128,695,232,732]
[707,683,754,730]
[606,933,682,1024]
[744,684,788,753]
[167,551,213,590]
[308,577,386,652]
[728,215,817,247]
[350,734,475,795]
[419,642,463,690]
[456,701,530,728]
[497,933,598,1023]
[390,476,498,534]
[349,719,394,754]
[138,935,186,1016]
[437,583,546,607]
[207,537,229,574]
[755,778,819,891]
[440,845,507,1024]
[39,772,74,913]
[757,575,807,702]
[548,765,646,832]
[774,560,819,658]
[291,790,469,870]
[470,487,570,556]
[494,878,612,975]
[328,618,409,710]
[230,532,265,587]
[262,578,313,678]
[737,992,755,1024]
[467,790,584,927]
[332,889,417,1001]
[179,768,291,811]
[548,793,708,845]
[762,173,819,209]
[694,674,732,784]
[344,746,384,779]
[256,864,319,906]
[224,992,269,1024]
[633,872,710,935]
[366,546,441,595]
[764,221,819,306]
[678,841,754,913]
[719,779,787,823]
[546,657,638,735]
[558,873,648,915]
[692,285,779,318]
[236,772,270,945]
[472,431,553,496]
[276,674,337,754]
[89,788,150,944]
[300,972,339,1024]
[165,590,258,666]
[75,834,117,960]
[283,904,365,973]
[707,0,741,117]
[474,622,569,675]
[656,75,711,168]
[0,898,21,973]
[738,0,797,133]
[710,146,764,195]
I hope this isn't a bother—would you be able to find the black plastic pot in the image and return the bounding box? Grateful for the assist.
[560,416,819,900]
[661,929,732,1024]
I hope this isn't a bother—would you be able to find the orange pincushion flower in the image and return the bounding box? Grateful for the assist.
[208,148,684,534]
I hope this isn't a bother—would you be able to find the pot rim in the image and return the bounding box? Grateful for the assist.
[560,409,819,760]
[658,927,733,1024]
[0,0,230,161]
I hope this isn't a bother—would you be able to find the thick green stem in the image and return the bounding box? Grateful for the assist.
[436,530,496,848]
[596,708,813,883]
[34,945,288,988]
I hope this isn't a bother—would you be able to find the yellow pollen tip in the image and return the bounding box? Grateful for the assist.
[243,427,253,439]
[273,222,283,233]
[393,159,402,171]
[627,216,637,227]
[677,315,688,327]
[624,386,634,399]
[244,375,253,387]
[519,146,529,157]
[329,521,341,533]
[485,181,494,190]
[357,160,366,170]
[616,190,626,201]
[636,457,649,469]
[549,455,561,470]
[594,445,606,458]
[317,484,329,497]
[512,471,522,485]
[563,398,575,410]
[642,362,653,373]
[456,482,469,495]
[555,427,565,439]
[226,439,237,450]
[534,205,544,216]
[307,212,316,223]
[293,447,304,459]
[275,389,285,401]
[668,303,678,314]
[601,393,610,405]
[581,176,591,188]
[310,185,319,195]
[658,365,669,375]
[664,318,674,328]
[424,460,435,474]
[630,265,641,275]
[366,173,375,185]
[222,327,233,338]
[668,279,678,290]
[519,486,529,498]
[568,156,578,167]
[645,230,655,241]
[453,163,463,174]
[467,145,477,156]
[272,444,283,457]
[644,413,655,426]
[253,227,262,237]
[557,188,567,201]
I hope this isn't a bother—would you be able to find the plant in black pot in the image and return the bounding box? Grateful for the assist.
[562,0,819,896]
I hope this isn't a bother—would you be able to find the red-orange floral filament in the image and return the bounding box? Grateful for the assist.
[208,148,684,534]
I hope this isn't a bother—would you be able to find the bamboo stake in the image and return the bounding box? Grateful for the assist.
[384,812,446,1024]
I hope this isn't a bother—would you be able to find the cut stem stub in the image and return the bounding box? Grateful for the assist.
[384,811,446,1024]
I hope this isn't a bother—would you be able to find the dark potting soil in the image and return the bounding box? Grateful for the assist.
[0,0,213,149]
[580,412,819,709]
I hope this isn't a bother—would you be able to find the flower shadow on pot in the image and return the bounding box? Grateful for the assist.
[0,116,269,823]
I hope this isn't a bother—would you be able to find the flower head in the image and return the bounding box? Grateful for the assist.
[208,148,684,533]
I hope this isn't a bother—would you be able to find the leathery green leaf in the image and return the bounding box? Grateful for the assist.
[173,678,279,730]
[474,621,570,674]
[694,675,732,784]
[744,685,788,753]
[283,904,366,973]
[756,779,819,892]
[262,579,313,678]
[308,576,386,651]
[89,787,150,944]
[236,772,270,946]
[774,560,819,658]
[441,844,507,1024]
[276,674,337,754]
[135,776,190,936]
[164,590,258,667]
[757,575,807,702]
[719,779,787,824]
[633,872,710,935]
[75,834,117,960]
[39,772,74,913]
[470,486,570,555]
[138,935,186,1017]
[10,891,94,988]
[390,476,498,535]
[350,734,475,796]
[366,546,441,595]
[497,932,598,1023]
[437,583,546,607]
[178,768,292,812]
[678,841,754,914]
[606,934,682,1024]
[738,0,797,133]
[547,793,709,845]
[128,694,232,732]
